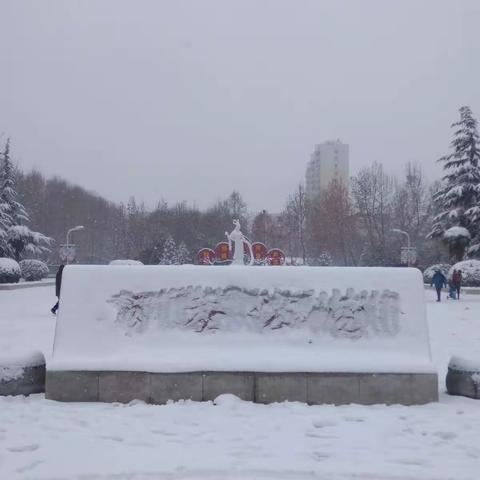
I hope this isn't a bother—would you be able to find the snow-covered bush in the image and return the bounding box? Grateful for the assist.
[0,258,21,284]
[19,259,49,281]
[423,264,451,284]
[176,241,191,265]
[448,260,480,287]
[109,259,144,266]
[444,226,471,242]
[308,252,333,266]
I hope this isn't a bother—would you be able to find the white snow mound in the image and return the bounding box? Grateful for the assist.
[449,355,480,372]
[0,350,45,382]
[444,226,471,240]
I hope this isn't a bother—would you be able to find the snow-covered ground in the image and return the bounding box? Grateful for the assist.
[0,286,479,480]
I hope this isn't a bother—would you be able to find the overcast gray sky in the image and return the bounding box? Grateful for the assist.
[1,0,479,212]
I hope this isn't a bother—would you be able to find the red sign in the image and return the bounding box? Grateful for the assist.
[267,248,285,266]
[252,242,267,264]
[197,248,216,265]
[215,242,231,263]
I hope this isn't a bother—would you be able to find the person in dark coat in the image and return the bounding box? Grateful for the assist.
[451,269,462,300]
[431,270,447,302]
[51,264,65,314]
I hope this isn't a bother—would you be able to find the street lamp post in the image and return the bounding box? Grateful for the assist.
[66,225,84,246]
[391,228,412,266]
[65,225,85,264]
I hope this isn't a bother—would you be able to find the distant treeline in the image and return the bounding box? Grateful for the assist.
[16,170,258,265]
[15,163,444,267]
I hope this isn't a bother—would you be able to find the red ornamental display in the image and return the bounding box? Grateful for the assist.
[267,248,286,266]
[197,248,216,265]
[199,236,284,267]
[251,242,267,264]
[215,242,231,263]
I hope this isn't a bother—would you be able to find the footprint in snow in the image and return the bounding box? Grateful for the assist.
[464,448,480,459]
[73,419,89,427]
[308,433,338,440]
[312,451,331,461]
[16,460,43,473]
[8,444,39,453]
[313,420,337,428]
[151,429,176,436]
[99,435,124,442]
[393,458,427,466]
[343,416,365,423]
[128,441,154,447]
[433,431,458,441]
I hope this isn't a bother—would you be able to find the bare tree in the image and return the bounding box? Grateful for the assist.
[351,163,395,265]
[251,209,275,245]
[282,184,308,264]
[309,179,361,265]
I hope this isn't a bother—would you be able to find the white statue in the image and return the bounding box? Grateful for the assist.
[225,219,254,266]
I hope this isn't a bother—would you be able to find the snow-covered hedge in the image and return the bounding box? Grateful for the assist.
[0,258,21,284]
[19,259,49,282]
[109,259,144,266]
[423,264,451,284]
[448,260,480,287]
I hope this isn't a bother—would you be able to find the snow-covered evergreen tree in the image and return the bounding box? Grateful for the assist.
[159,235,178,265]
[307,252,333,266]
[428,106,480,259]
[0,140,52,259]
[317,252,333,266]
[0,141,12,254]
[176,241,191,265]
[0,139,29,226]
[7,225,52,261]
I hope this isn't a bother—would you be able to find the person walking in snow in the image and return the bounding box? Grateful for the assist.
[431,269,447,302]
[451,269,462,300]
[51,264,65,314]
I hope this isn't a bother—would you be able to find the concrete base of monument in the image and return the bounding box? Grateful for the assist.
[46,371,438,405]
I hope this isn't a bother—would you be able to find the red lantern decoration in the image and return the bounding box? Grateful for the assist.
[267,248,285,266]
[215,242,231,263]
[251,242,267,264]
[197,248,216,265]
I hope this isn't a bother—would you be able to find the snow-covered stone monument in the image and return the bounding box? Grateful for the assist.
[47,265,438,405]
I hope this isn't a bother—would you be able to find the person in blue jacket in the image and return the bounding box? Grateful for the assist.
[431,270,447,302]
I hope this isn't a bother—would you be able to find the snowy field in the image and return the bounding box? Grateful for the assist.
[0,286,480,480]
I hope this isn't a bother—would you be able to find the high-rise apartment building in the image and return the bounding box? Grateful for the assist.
[305,140,349,200]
